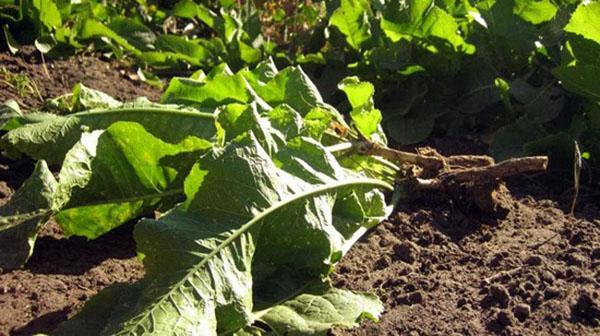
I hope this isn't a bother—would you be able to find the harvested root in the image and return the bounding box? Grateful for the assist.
[337,141,549,217]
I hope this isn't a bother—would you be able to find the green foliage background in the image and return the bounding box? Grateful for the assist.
[1,0,599,185]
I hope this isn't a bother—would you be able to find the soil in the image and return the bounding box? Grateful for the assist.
[1,52,599,336]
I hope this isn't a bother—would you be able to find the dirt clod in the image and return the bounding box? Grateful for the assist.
[567,253,588,268]
[514,303,531,321]
[571,291,600,326]
[392,241,420,264]
[496,309,514,327]
[490,284,511,308]
[543,286,561,300]
[524,255,544,266]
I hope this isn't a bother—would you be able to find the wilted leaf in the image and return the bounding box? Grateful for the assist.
[0,161,56,270]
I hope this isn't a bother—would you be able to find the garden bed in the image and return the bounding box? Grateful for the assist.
[0,53,598,336]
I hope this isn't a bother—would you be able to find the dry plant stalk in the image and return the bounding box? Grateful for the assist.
[356,141,549,217]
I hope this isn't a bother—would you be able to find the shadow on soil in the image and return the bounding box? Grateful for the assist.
[11,309,69,336]
[25,222,139,276]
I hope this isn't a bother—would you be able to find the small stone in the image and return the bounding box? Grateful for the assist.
[496,310,514,327]
[565,266,580,278]
[490,284,511,308]
[544,286,561,300]
[393,241,420,264]
[382,278,402,289]
[514,303,531,321]
[525,255,543,266]
[378,237,395,247]
[567,253,588,268]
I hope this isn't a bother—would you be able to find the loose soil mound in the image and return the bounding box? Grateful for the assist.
[332,188,599,336]
[0,52,598,336]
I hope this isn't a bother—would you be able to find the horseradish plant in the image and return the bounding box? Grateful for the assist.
[0,60,396,335]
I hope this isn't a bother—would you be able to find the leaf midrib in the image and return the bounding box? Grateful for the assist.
[120,178,393,334]
[73,106,216,119]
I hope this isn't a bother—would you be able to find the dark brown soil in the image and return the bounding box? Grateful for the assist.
[0,47,160,108]
[331,185,600,336]
[1,52,599,336]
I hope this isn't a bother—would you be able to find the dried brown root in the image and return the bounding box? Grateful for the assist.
[329,140,548,217]
[352,141,549,217]
[401,156,548,217]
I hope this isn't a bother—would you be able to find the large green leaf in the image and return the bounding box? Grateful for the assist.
[1,101,216,164]
[253,282,383,336]
[29,0,62,30]
[381,0,474,53]
[153,35,212,66]
[564,1,600,45]
[329,0,372,50]
[242,66,326,116]
[0,161,56,270]
[161,71,266,108]
[79,19,141,55]
[108,17,157,52]
[338,77,383,141]
[0,121,211,269]
[513,0,557,25]
[490,117,547,161]
[53,121,211,239]
[555,3,600,100]
[54,134,391,335]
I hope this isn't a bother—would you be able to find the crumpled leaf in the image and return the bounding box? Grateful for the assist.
[53,134,391,335]
[242,65,326,116]
[0,161,56,270]
[0,121,211,269]
[1,98,216,164]
[255,282,383,336]
[71,83,122,112]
